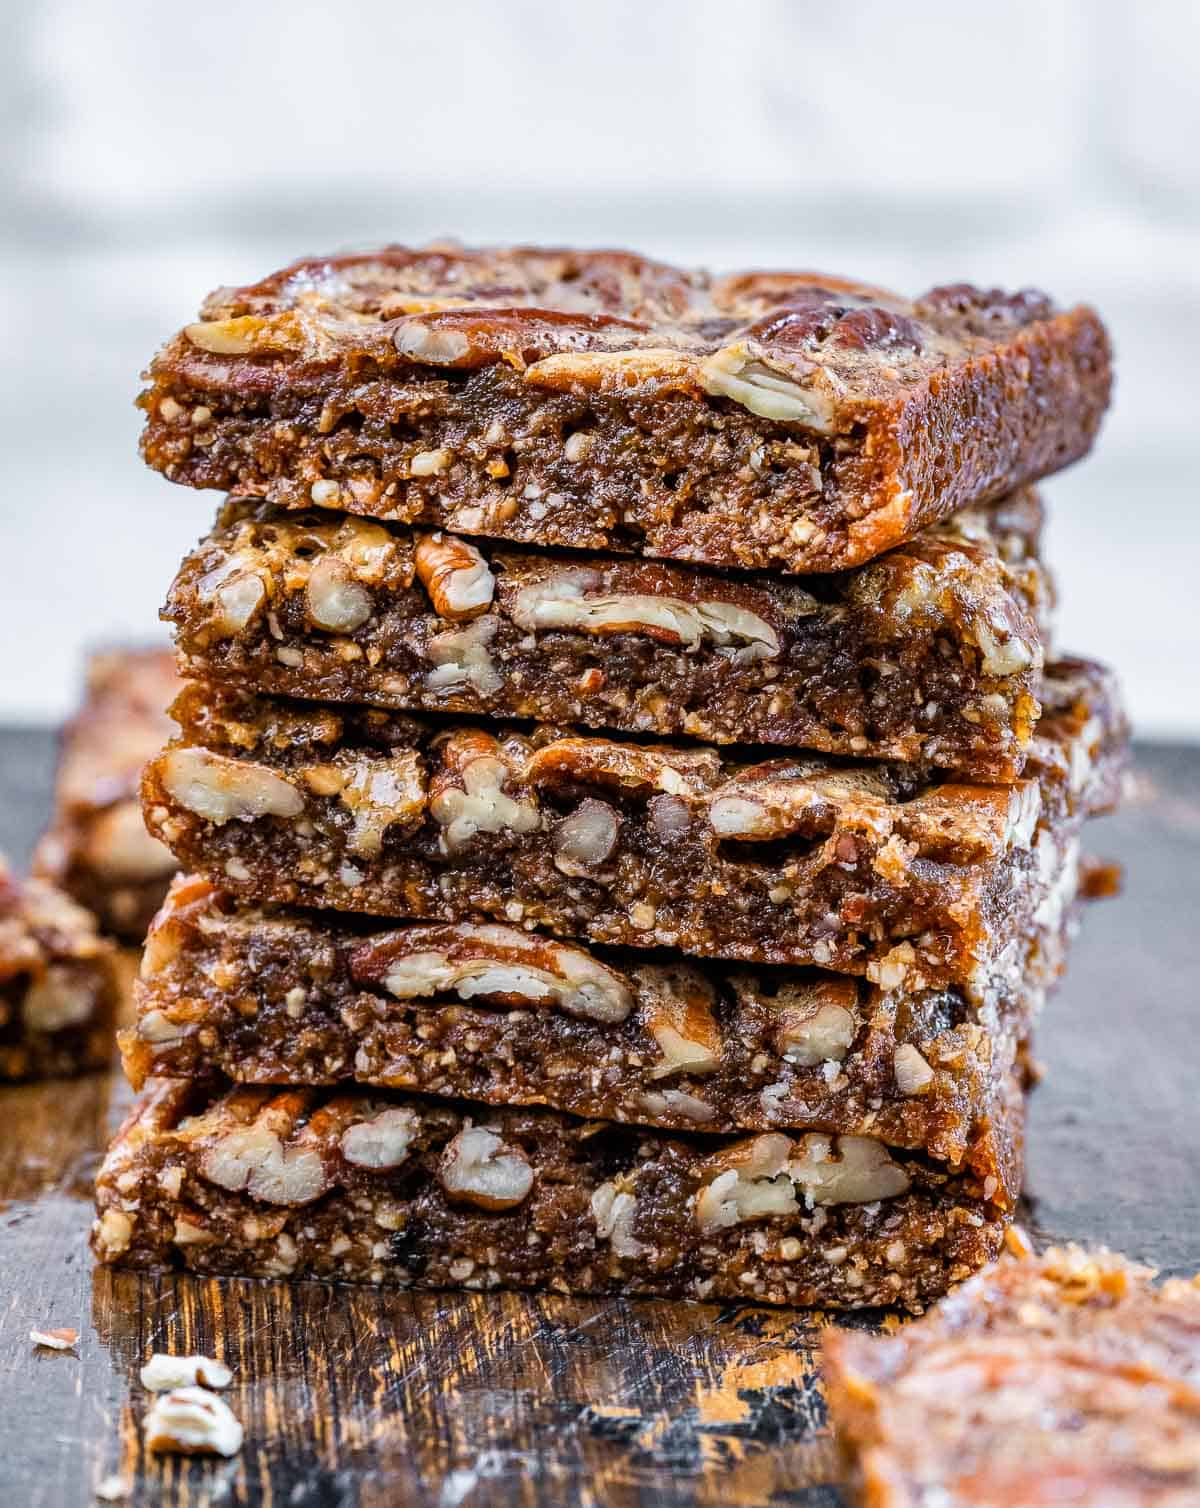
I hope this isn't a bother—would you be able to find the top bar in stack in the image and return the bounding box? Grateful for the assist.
[139,246,1110,574]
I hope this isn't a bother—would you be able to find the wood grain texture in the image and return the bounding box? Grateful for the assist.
[1,729,1196,1507]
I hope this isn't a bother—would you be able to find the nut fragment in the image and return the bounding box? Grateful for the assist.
[340,1107,419,1169]
[425,616,503,697]
[696,1134,798,1232]
[553,798,620,875]
[140,1353,233,1391]
[789,1134,911,1206]
[196,555,267,638]
[415,533,495,621]
[22,966,97,1032]
[641,967,722,1079]
[159,748,304,825]
[144,1386,243,1457]
[30,1327,78,1351]
[429,731,540,854]
[184,312,304,356]
[591,1178,646,1258]
[305,556,374,633]
[893,1043,935,1096]
[332,753,426,859]
[438,1125,534,1210]
[511,574,779,660]
[698,343,835,430]
[200,1119,327,1206]
[768,981,859,1067]
[354,921,634,1024]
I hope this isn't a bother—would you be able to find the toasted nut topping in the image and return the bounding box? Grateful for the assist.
[591,1177,646,1258]
[429,732,540,855]
[144,1386,243,1457]
[893,1043,935,1095]
[425,616,503,697]
[696,1135,798,1232]
[305,556,373,632]
[354,921,634,1024]
[511,575,779,659]
[394,322,471,364]
[340,1107,419,1169]
[200,1123,327,1206]
[554,798,619,875]
[769,982,859,1066]
[141,1353,232,1391]
[698,343,835,430]
[160,749,304,826]
[439,1125,534,1210]
[30,1327,78,1350]
[522,347,699,391]
[415,533,496,621]
[184,313,303,356]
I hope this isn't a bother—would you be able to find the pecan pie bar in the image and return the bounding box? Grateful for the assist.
[823,1245,1200,1504]
[139,245,1110,574]
[0,857,120,1078]
[165,489,1049,780]
[121,872,1074,1178]
[33,648,180,940]
[141,660,1125,984]
[92,1076,1023,1311]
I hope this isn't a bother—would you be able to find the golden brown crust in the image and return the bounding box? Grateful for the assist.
[92,1075,1023,1311]
[163,493,1049,779]
[139,245,1111,574]
[823,1246,1200,1505]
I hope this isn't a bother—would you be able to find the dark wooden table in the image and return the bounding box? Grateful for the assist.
[1,730,1197,1508]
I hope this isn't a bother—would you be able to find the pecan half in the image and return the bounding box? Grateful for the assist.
[415,533,496,621]
[428,730,540,854]
[159,748,304,825]
[639,965,723,1079]
[352,921,635,1024]
[438,1125,534,1210]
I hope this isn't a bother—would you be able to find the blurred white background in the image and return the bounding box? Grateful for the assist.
[1,0,1196,735]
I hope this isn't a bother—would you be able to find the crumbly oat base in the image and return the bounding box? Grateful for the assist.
[92,1077,1023,1311]
[165,490,1048,779]
[32,648,180,940]
[139,245,1111,575]
[122,872,1076,1178]
[0,857,119,1079]
[140,660,1125,984]
[823,1245,1200,1504]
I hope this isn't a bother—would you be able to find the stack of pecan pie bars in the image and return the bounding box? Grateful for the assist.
[92,247,1126,1312]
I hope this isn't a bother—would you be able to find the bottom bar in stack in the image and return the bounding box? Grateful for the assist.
[92,1073,1023,1312]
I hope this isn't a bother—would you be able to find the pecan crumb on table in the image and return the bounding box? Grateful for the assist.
[139,245,1111,574]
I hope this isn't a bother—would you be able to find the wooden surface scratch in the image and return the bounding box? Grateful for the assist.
[1,732,1198,1506]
